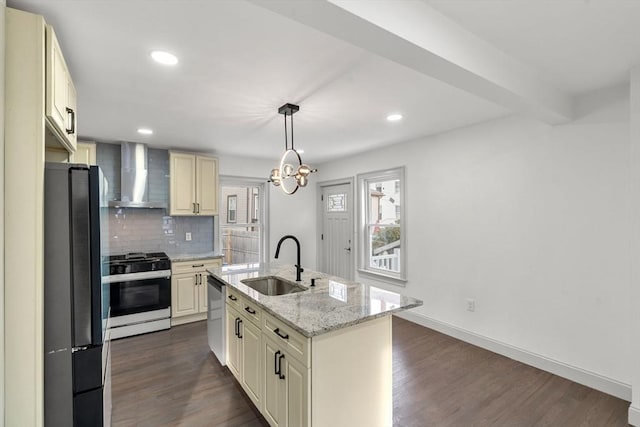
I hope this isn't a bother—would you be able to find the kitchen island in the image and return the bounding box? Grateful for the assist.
[209,263,422,427]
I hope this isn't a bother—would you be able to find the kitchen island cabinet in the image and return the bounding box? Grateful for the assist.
[212,264,422,427]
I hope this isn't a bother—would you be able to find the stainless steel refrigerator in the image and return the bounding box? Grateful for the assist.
[44,163,111,427]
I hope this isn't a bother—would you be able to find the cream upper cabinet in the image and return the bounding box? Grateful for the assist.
[170,259,221,325]
[195,156,219,216]
[169,151,218,216]
[72,142,97,165]
[45,25,77,153]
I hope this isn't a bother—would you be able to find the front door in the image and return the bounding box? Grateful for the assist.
[319,182,353,279]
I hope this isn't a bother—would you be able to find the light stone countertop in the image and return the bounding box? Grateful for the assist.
[168,252,223,263]
[208,263,423,338]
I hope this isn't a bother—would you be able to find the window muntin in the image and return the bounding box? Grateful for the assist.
[359,168,406,281]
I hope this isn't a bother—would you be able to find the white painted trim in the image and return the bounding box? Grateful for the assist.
[629,405,640,426]
[396,311,632,402]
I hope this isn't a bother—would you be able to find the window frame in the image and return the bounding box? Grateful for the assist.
[357,167,407,283]
[227,195,237,223]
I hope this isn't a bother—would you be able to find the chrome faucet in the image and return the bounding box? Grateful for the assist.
[275,235,304,281]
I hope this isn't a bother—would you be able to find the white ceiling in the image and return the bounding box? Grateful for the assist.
[426,0,640,95]
[7,0,640,163]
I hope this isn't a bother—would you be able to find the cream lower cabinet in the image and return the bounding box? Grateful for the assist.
[227,300,263,410]
[263,336,308,427]
[171,258,221,325]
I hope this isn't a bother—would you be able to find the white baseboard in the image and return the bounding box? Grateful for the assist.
[630,405,640,426]
[396,311,632,402]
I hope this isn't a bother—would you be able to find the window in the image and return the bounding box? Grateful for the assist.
[220,180,266,267]
[227,195,237,223]
[358,167,406,281]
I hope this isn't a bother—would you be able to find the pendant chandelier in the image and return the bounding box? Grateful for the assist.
[268,103,317,195]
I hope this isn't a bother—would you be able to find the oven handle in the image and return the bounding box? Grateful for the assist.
[103,270,171,284]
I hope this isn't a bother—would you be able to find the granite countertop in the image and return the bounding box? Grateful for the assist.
[168,252,223,262]
[208,263,422,338]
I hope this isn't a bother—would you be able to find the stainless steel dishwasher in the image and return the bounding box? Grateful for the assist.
[207,274,226,365]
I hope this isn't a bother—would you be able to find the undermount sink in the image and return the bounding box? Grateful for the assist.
[241,276,307,296]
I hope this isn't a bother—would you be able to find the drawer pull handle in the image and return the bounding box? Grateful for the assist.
[192,264,204,268]
[228,295,237,301]
[274,328,289,340]
[274,350,281,376]
[278,354,286,380]
[245,306,256,315]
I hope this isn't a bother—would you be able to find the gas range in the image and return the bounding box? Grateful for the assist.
[104,252,172,339]
[103,252,171,283]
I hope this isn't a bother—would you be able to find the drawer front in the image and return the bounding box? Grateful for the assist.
[201,259,221,272]
[172,261,200,275]
[263,312,309,367]
[226,288,242,311]
[239,296,262,328]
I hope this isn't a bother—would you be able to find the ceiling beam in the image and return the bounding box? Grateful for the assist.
[249,0,574,124]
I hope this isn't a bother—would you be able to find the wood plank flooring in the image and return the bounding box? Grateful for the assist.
[111,317,629,427]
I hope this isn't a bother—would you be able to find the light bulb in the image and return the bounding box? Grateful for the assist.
[270,168,281,186]
[283,164,294,177]
[297,164,311,176]
[297,174,308,187]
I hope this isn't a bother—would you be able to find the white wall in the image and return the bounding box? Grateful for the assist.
[1,2,6,424]
[218,154,317,269]
[629,68,640,426]
[317,85,632,393]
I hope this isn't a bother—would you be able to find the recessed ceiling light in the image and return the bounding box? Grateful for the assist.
[137,128,153,135]
[386,113,403,122]
[150,50,178,66]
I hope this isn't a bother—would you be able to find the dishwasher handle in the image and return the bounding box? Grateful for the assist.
[207,274,226,292]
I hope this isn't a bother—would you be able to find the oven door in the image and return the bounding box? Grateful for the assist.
[110,275,171,317]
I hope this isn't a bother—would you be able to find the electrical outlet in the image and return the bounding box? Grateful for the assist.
[466,298,475,312]
[185,232,192,241]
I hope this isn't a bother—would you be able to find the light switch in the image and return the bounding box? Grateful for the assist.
[185,232,192,241]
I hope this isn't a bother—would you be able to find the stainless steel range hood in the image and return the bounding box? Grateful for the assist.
[108,142,167,209]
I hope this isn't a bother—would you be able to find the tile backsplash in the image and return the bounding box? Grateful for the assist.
[97,142,215,255]
[105,208,214,255]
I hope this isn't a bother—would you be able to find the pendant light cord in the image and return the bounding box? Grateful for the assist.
[290,112,294,150]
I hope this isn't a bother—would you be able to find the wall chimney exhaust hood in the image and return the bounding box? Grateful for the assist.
[108,142,167,209]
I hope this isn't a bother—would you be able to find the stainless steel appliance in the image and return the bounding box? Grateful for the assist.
[207,274,227,365]
[103,252,171,339]
[44,163,110,427]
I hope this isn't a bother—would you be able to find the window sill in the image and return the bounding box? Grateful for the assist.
[357,269,407,287]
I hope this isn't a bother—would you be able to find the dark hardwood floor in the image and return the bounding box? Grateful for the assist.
[111,317,629,427]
